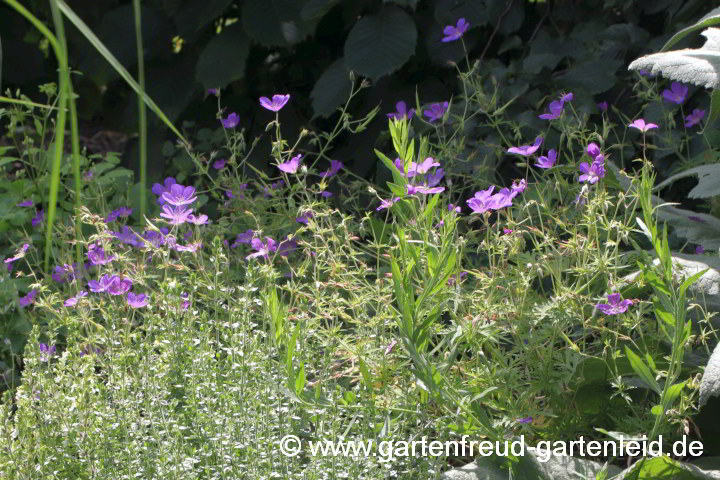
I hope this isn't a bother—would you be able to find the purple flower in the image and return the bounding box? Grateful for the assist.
[32,209,44,228]
[187,214,209,225]
[394,158,418,178]
[246,236,278,260]
[448,204,461,213]
[259,94,290,112]
[277,154,303,174]
[105,206,132,223]
[510,179,527,197]
[87,244,115,266]
[231,229,254,248]
[424,101,449,123]
[88,274,118,293]
[320,191,333,198]
[447,272,467,286]
[427,168,445,187]
[629,119,658,132]
[516,417,533,424]
[277,237,297,257]
[160,205,194,225]
[489,188,514,210]
[662,82,688,104]
[689,215,706,223]
[407,184,445,195]
[296,211,314,225]
[467,186,496,214]
[597,101,609,112]
[535,149,557,169]
[586,142,602,161]
[127,292,149,308]
[578,160,605,184]
[4,243,30,265]
[508,137,543,157]
[560,92,573,103]
[638,69,654,78]
[387,101,415,120]
[151,177,177,205]
[538,100,564,120]
[696,245,705,254]
[39,343,56,361]
[19,290,37,308]
[685,109,705,128]
[84,170,93,180]
[52,264,76,283]
[213,159,226,170]
[162,184,197,206]
[415,157,441,175]
[207,88,219,96]
[320,160,344,178]
[64,291,87,307]
[175,242,203,253]
[503,228,513,235]
[17,200,33,207]
[376,197,400,211]
[108,277,132,296]
[385,339,398,355]
[221,112,240,129]
[595,293,632,315]
[442,18,469,42]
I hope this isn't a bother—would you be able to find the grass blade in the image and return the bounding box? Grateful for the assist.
[133,0,148,219]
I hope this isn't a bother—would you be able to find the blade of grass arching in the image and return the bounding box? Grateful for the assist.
[56,0,189,147]
[133,0,147,219]
[0,96,67,110]
[46,0,70,272]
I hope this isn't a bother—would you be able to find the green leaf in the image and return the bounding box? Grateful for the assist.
[618,455,717,479]
[310,59,351,118]
[662,7,720,51]
[196,23,250,90]
[301,0,343,20]
[242,0,312,47]
[294,363,306,396]
[653,164,720,199]
[344,7,417,80]
[558,59,622,94]
[625,346,662,394]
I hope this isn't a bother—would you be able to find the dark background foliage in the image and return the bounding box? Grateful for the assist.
[0,0,716,180]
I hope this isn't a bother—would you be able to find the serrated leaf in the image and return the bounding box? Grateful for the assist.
[344,7,417,80]
[242,0,312,47]
[310,58,351,118]
[196,23,250,89]
[700,342,720,407]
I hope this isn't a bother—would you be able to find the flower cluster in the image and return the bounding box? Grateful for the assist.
[467,180,527,214]
[578,142,605,184]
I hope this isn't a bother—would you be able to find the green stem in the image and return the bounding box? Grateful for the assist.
[133,0,148,220]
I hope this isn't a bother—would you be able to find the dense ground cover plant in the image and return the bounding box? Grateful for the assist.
[3,6,720,480]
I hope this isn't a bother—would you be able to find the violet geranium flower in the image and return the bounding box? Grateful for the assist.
[19,290,37,308]
[277,154,303,174]
[578,160,605,184]
[320,160,344,178]
[88,274,119,293]
[387,101,415,120]
[39,343,56,361]
[213,159,226,170]
[160,205,194,225]
[629,119,658,132]
[17,200,33,207]
[246,236,278,260]
[406,184,445,195]
[221,112,240,129]
[376,197,400,211]
[162,184,197,207]
[64,291,88,307]
[595,293,632,315]
[32,210,44,228]
[151,177,177,205]
[87,244,115,266]
[684,109,705,128]
[535,149,557,169]
[127,292,149,308]
[259,94,290,112]
[508,137,543,157]
[467,186,496,214]
[108,278,132,296]
[662,82,688,104]
[423,102,449,123]
[441,18,469,43]
[538,100,565,120]
[597,101,609,112]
